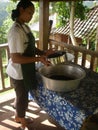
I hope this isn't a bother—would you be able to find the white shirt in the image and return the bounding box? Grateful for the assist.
[6,22,30,80]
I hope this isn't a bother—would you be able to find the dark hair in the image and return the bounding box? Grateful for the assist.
[11,0,34,21]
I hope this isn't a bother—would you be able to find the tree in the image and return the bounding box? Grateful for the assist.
[69,1,77,46]
[0,1,16,44]
[0,0,40,44]
[53,1,89,46]
[54,1,89,27]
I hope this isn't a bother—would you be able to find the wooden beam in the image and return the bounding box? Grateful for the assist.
[39,0,49,50]
[31,0,71,50]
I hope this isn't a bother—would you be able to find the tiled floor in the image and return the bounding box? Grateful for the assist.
[0,90,66,130]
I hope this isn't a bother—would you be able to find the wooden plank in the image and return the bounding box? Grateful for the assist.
[0,50,5,90]
[82,53,86,67]
[0,44,12,92]
[74,52,78,64]
[90,56,95,70]
[49,39,98,70]
[50,39,98,57]
[39,0,49,50]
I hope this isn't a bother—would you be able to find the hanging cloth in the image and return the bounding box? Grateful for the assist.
[20,24,37,91]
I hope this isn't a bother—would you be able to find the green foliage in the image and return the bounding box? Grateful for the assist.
[54,1,89,27]
[54,2,70,27]
[75,1,89,20]
[0,26,7,44]
[0,1,16,44]
[30,2,39,24]
[96,67,98,73]
[89,41,95,51]
[10,0,17,2]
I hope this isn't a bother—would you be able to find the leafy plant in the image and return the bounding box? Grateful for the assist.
[54,1,89,27]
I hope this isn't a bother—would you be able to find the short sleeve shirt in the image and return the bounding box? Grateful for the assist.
[6,22,30,79]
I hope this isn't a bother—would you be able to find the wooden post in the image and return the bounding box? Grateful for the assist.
[39,0,49,50]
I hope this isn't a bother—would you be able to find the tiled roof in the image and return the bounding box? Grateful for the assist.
[51,6,98,40]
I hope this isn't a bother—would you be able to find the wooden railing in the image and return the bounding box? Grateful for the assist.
[0,40,98,92]
[48,39,98,71]
[0,43,11,92]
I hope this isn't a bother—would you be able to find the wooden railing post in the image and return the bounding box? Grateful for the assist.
[0,43,12,92]
[0,49,5,90]
[48,39,98,72]
[1,40,98,93]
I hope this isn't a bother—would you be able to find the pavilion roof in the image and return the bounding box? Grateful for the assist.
[51,5,98,41]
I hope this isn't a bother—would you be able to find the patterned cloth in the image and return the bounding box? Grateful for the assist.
[31,67,98,130]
